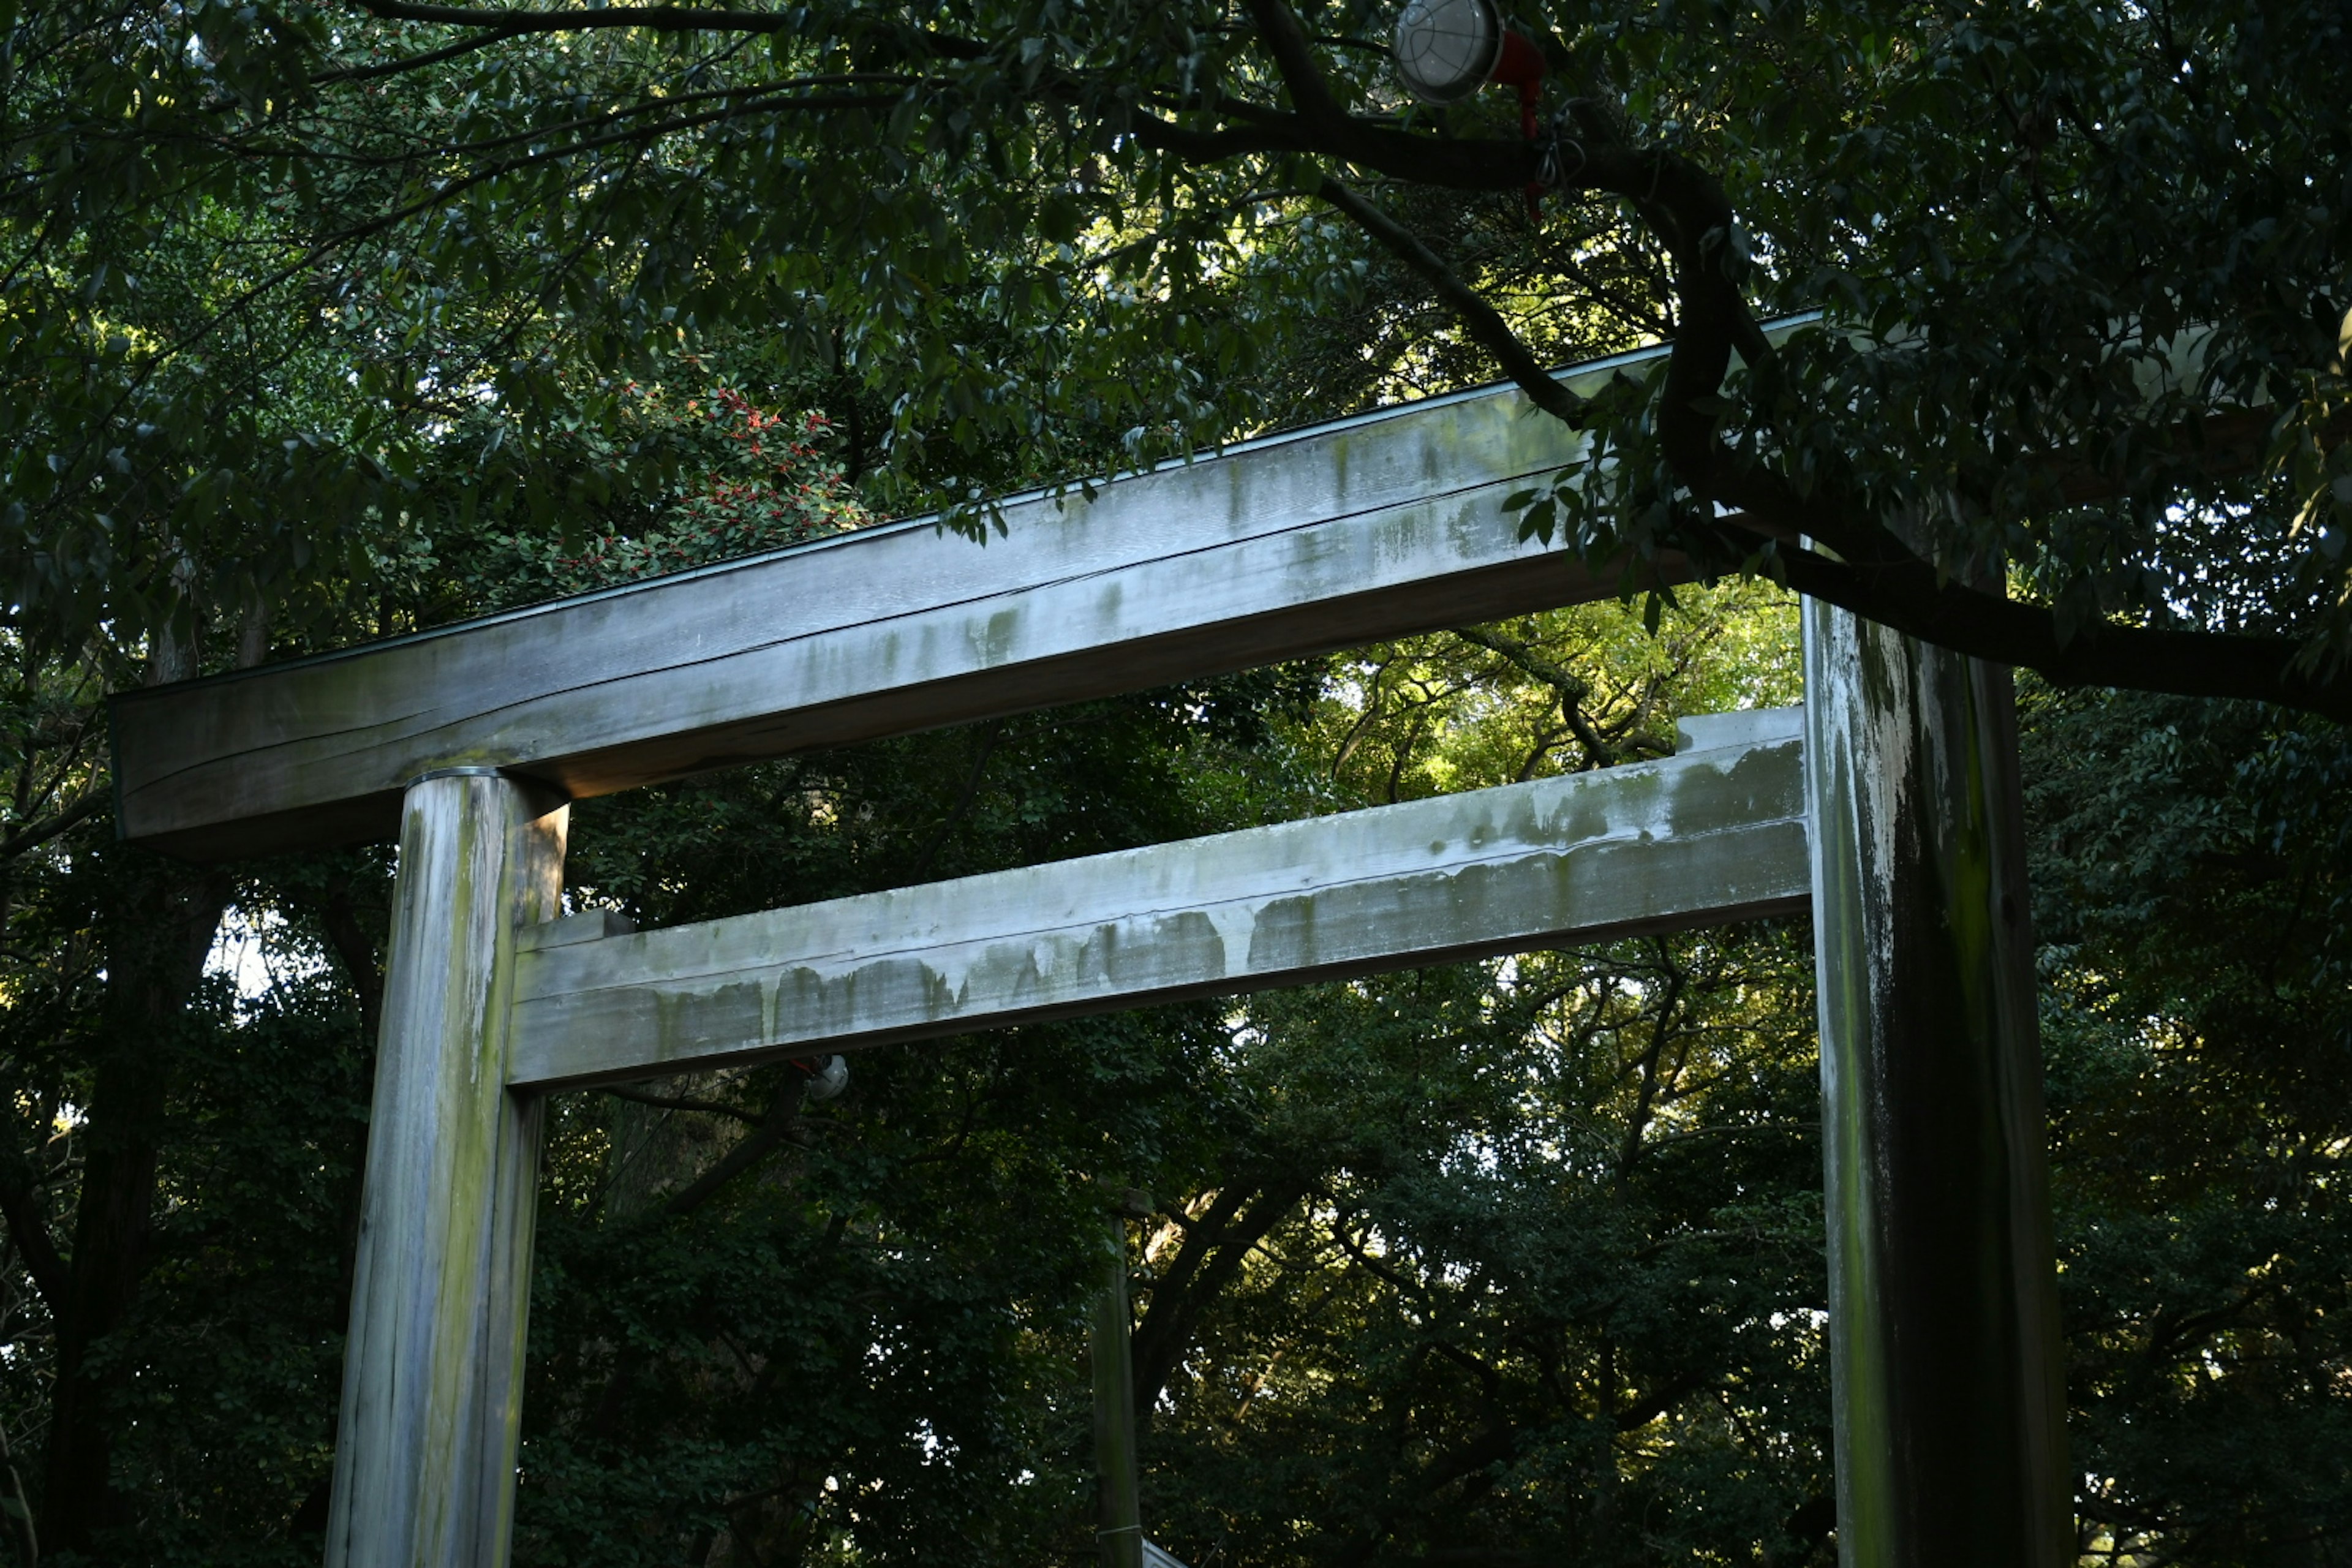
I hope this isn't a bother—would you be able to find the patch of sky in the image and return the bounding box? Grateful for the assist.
[203,905,330,1020]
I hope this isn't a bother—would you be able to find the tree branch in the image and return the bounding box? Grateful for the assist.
[1130,1177,1310,1417]
[603,1084,764,1124]
[1232,0,1568,193]
[1615,1369,1710,1431]
[0,1148,69,1316]
[1450,627,1615,766]
[1768,538,2350,717]
[658,1088,815,1219]
[1127,109,1318,165]
[0,791,104,862]
[1306,113,2342,718]
[1317,178,1587,428]
[352,0,987,57]
[1240,0,1354,133]
[313,26,521,84]
[313,878,385,1055]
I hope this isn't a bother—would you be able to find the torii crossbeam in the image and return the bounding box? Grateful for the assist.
[111,332,2068,1568]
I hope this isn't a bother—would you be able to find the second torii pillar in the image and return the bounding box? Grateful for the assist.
[1803,601,2070,1567]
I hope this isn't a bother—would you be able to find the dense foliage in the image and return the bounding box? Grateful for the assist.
[4,0,2348,703]
[0,0,2348,1562]
[6,568,2348,1565]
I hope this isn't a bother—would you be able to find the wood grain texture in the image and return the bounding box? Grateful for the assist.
[1802,603,2068,1568]
[505,714,1807,1090]
[110,336,1727,861]
[325,774,567,1568]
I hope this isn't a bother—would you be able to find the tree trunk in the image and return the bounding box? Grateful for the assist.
[42,852,227,1555]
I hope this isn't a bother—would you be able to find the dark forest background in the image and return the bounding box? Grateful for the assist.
[1,383,2345,1566]
[3,0,2350,1561]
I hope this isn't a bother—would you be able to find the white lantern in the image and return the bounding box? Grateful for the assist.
[1392,0,1506,105]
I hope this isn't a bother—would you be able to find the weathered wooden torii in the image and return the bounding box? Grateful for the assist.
[111,334,2067,1568]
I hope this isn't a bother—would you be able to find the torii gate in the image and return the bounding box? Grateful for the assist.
[111,333,2067,1568]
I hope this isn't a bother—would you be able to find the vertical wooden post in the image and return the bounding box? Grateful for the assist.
[326,771,567,1568]
[1091,1210,1144,1568]
[1801,603,2069,1568]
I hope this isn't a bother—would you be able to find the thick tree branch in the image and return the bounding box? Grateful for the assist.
[1768,539,2348,717]
[1308,189,2338,715]
[1232,0,1569,192]
[1131,1177,1311,1417]
[0,791,104,862]
[0,1149,69,1316]
[1240,0,1354,134]
[1317,178,1588,428]
[1128,110,1318,165]
[1325,160,2344,715]
[1615,1370,1710,1432]
[1429,1338,1509,1412]
[1133,94,1553,191]
[1189,0,2337,723]
[1294,78,2343,715]
[1237,0,1763,458]
[658,1087,817,1219]
[1235,0,1777,401]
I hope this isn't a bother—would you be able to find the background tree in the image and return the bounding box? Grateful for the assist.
[1,0,2348,1561]
[6,0,2348,704]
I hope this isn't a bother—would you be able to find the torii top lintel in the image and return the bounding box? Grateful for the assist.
[108,328,1805,862]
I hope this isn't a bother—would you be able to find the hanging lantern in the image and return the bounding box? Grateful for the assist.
[1390,0,1505,105]
[1393,0,1551,216]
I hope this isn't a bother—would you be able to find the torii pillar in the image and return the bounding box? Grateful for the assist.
[1803,601,2071,1567]
[324,771,567,1568]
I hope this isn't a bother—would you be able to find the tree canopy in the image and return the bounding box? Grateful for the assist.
[5,0,2350,705]
[1,0,2349,1563]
